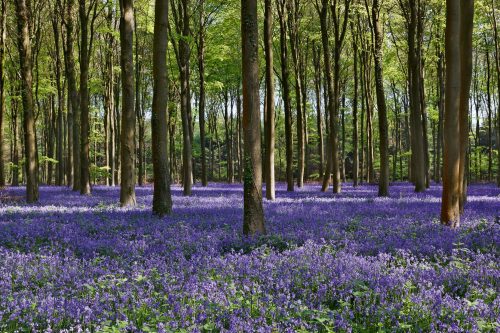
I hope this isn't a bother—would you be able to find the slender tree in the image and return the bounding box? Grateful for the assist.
[277,0,294,192]
[79,0,96,195]
[241,0,265,235]
[351,21,359,187]
[15,0,39,202]
[370,0,389,196]
[264,0,275,200]
[197,0,208,186]
[458,0,473,212]
[170,0,193,196]
[152,0,172,216]
[119,0,136,206]
[0,0,5,187]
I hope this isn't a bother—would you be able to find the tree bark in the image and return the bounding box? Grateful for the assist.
[223,90,234,183]
[52,12,65,186]
[313,45,324,181]
[119,0,136,206]
[407,0,426,192]
[15,0,39,202]
[288,0,305,188]
[152,0,172,216]
[436,47,444,183]
[197,0,208,187]
[371,0,389,196]
[0,0,5,187]
[458,0,473,212]
[277,0,294,191]
[351,24,359,186]
[441,0,474,227]
[62,0,77,189]
[79,0,91,194]
[241,0,265,235]
[264,0,275,200]
[135,16,144,186]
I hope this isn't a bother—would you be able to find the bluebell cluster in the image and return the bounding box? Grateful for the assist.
[0,183,498,332]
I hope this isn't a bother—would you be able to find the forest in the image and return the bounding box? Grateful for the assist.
[0,0,499,331]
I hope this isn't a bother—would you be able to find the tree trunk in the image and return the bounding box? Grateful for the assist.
[485,46,493,182]
[0,0,5,187]
[170,0,193,195]
[264,0,275,200]
[242,0,265,235]
[318,0,336,192]
[492,1,500,187]
[313,45,324,181]
[15,0,39,202]
[79,0,91,195]
[119,0,136,206]
[62,0,77,189]
[223,90,233,183]
[441,0,473,227]
[277,0,294,192]
[237,90,243,182]
[351,25,359,186]
[407,0,426,192]
[152,0,172,216]
[458,0,473,212]
[197,0,207,187]
[52,13,64,186]
[288,0,304,188]
[435,48,444,183]
[135,18,144,186]
[371,0,389,196]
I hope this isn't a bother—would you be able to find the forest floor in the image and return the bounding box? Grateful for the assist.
[0,183,499,332]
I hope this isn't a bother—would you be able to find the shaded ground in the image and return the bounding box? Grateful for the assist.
[0,183,498,332]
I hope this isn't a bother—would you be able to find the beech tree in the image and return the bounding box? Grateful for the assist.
[264,0,275,200]
[441,0,474,227]
[368,0,389,196]
[15,0,39,203]
[119,0,136,206]
[241,0,265,235]
[152,0,172,216]
[0,0,5,187]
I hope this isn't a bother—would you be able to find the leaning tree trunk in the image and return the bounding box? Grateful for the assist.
[241,0,265,235]
[151,0,172,216]
[264,0,275,200]
[15,0,39,202]
[119,0,136,206]
[371,0,389,196]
